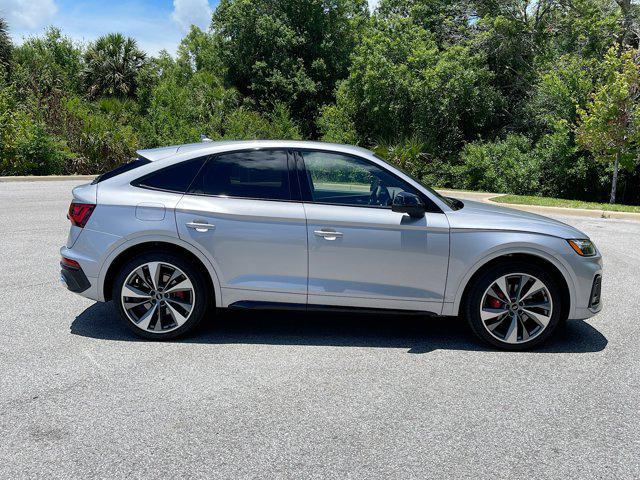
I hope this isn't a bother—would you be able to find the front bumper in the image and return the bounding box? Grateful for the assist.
[569,272,603,320]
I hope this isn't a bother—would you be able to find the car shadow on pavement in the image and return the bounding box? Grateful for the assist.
[71,302,608,354]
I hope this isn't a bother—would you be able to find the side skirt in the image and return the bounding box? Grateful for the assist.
[227,301,437,317]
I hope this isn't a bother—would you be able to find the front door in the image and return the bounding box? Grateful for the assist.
[297,150,449,313]
[176,149,308,307]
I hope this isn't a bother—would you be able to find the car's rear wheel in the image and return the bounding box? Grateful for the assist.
[464,261,563,350]
[112,252,208,339]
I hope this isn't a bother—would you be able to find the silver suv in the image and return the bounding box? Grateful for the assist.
[61,140,602,350]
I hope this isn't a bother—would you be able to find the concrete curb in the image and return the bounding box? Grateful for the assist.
[0,174,96,182]
[436,189,640,222]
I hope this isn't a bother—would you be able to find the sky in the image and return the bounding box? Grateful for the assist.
[0,0,380,56]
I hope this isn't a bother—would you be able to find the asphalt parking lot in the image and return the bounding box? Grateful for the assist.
[1,180,639,479]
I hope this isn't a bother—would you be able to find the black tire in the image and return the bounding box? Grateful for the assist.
[463,261,564,351]
[112,251,209,340]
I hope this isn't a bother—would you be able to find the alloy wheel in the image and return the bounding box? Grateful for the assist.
[480,273,553,345]
[121,261,195,333]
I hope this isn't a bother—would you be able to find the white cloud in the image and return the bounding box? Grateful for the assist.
[0,0,58,29]
[368,0,379,12]
[171,0,212,32]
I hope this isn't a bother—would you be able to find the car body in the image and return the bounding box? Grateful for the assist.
[60,140,603,349]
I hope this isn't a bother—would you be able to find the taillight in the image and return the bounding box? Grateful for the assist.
[68,203,95,228]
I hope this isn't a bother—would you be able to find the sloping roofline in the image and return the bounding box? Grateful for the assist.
[133,139,453,213]
[137,140,375,162]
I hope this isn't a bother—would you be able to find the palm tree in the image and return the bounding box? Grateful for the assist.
[83,33,146,98]
[0,17,11,73]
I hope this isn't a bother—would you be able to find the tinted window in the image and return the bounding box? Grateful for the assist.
[189,150,291,200]
[300,151,418,207]
[134,157,206,193]
[92,158,151,184]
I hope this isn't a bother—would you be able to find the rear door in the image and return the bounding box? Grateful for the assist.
[296,150,449,313]
[175,149,308,306]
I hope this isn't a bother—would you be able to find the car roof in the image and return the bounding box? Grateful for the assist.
[136,140,375,162]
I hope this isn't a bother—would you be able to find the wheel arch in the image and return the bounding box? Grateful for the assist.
[100,237,221,307]
[453,250,573,320]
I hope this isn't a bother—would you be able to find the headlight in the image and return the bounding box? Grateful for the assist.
[568,239,597,257]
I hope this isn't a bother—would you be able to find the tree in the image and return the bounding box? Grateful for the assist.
[615,0,640,48]
[471,1,558,128]
[0,17,11,74]
[12,28,83,98]
[324,15,501,154]
[377,0,473,48]
[211,0,368,136]
[577,48,640,203]
[83,33,146,98]
[176,26,222,74]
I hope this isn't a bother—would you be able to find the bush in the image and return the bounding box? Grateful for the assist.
[58,96,138,174]
[372,137,458,189]
[217,104,302,140]
[144,70,239,146]
[317,102,358,145]
[0,83,71,175]
[456,135,541,194]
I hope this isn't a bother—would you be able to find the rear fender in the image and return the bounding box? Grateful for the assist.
[96,235,222,306]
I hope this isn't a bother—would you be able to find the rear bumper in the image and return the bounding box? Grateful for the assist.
[60,263,91,293]
[60,246,102,301]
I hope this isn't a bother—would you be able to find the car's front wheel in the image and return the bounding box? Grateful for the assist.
[112,251,209,339]
[464,261,564,350]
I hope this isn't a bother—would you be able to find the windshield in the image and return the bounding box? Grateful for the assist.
[373,154,463,210]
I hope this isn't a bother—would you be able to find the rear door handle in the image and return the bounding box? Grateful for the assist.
[314,229,343,240]
[186,221,215,232]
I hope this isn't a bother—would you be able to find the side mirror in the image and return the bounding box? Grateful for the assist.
[392,191,425,218]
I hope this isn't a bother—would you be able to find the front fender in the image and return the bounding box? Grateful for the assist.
[444,230,578,318]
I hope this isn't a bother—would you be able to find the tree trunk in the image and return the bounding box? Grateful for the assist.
[610,153,620,204]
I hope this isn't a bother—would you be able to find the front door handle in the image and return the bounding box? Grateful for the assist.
[314,229,343,240]
[186,221,215,233]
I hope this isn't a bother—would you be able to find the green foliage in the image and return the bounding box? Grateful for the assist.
[12,28,83,99]
[334,15,501,154]
[550,0,621,58]
[1,0,640,205]
[577,47,640,202]
[83,33,146,98]
[534,121,593,199]
[211,0,368,135]
[0,17,11,75]
[0,82,71,175]
[144,68,240,146]
[577,48,640,171]
[317,102,358,145]
[456,135,541,195]
[378,0,472,48]
[529,55,598,129]
[217,104,302,140]
[373,137,456,188]
[57,96,139,174]
[176,26,222,74]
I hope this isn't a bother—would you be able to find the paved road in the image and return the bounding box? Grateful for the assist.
[1,181,639,479]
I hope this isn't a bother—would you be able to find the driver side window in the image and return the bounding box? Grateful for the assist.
[300,151,416,207]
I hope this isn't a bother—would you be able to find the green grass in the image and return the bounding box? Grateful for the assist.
[491,194,640,214]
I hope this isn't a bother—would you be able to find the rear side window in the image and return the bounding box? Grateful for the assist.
[133,157,207,193]
[92,158,151,184]
[188,150,291,201]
